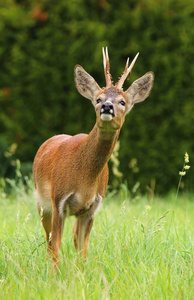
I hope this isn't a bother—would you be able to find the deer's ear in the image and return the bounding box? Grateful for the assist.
[124,72,154,106]
[74,65,101,103]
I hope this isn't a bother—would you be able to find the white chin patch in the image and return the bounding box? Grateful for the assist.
[100,114,113,121]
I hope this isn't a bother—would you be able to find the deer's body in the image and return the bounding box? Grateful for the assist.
[34,127,112,217]
[33,48,154,267]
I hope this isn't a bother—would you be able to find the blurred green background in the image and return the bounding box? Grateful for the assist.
[0,0,193,194]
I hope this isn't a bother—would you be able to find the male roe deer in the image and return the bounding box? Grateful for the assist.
[33,48,154,267]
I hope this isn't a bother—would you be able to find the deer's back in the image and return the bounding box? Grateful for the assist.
[33,133,87,186]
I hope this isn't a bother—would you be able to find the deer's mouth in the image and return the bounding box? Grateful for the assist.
[100,107,115,121]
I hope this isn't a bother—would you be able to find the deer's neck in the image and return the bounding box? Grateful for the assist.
[80,124,120,178]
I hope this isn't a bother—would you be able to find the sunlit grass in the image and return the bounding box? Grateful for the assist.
[0,181,193,299]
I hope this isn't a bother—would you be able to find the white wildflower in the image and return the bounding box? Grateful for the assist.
[184,165,190,170]
[179,171,186,176]
[184,152,189,163]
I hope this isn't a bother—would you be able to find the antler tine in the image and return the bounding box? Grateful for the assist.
[102,47,113,88]
[105,47,110,70]
[102,47,106,72]
[116,52,139,89]
[125,57,129,70]
[127,52,139,74]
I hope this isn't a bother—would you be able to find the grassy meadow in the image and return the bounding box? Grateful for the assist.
[0,179,193,300]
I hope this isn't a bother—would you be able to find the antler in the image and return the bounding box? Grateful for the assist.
[102,47,113,88]
[115,52,139,89]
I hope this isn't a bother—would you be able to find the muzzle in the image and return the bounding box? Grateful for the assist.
[100,103,115,121]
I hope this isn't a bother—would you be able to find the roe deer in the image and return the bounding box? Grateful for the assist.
[33,48,154,267]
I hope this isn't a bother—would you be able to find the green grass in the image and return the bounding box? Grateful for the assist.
[0,181,193,300]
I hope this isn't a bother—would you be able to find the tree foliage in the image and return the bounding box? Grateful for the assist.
[0,0,193,193]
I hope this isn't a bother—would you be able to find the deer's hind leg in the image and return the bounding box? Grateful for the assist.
[73,216,94,258]
[73,194,102,258]
[73,218,79,250]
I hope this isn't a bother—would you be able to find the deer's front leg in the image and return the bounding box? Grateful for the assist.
[37,201,52,251]
[50,206,65,267]
[73,216,94,258]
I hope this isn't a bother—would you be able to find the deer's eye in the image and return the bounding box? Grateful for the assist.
[96,99,101,104]
[119,100,125,106]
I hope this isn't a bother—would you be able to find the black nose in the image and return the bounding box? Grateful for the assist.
[101,103,114,115]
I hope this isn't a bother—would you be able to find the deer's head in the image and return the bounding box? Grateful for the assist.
[75,48,154,131]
